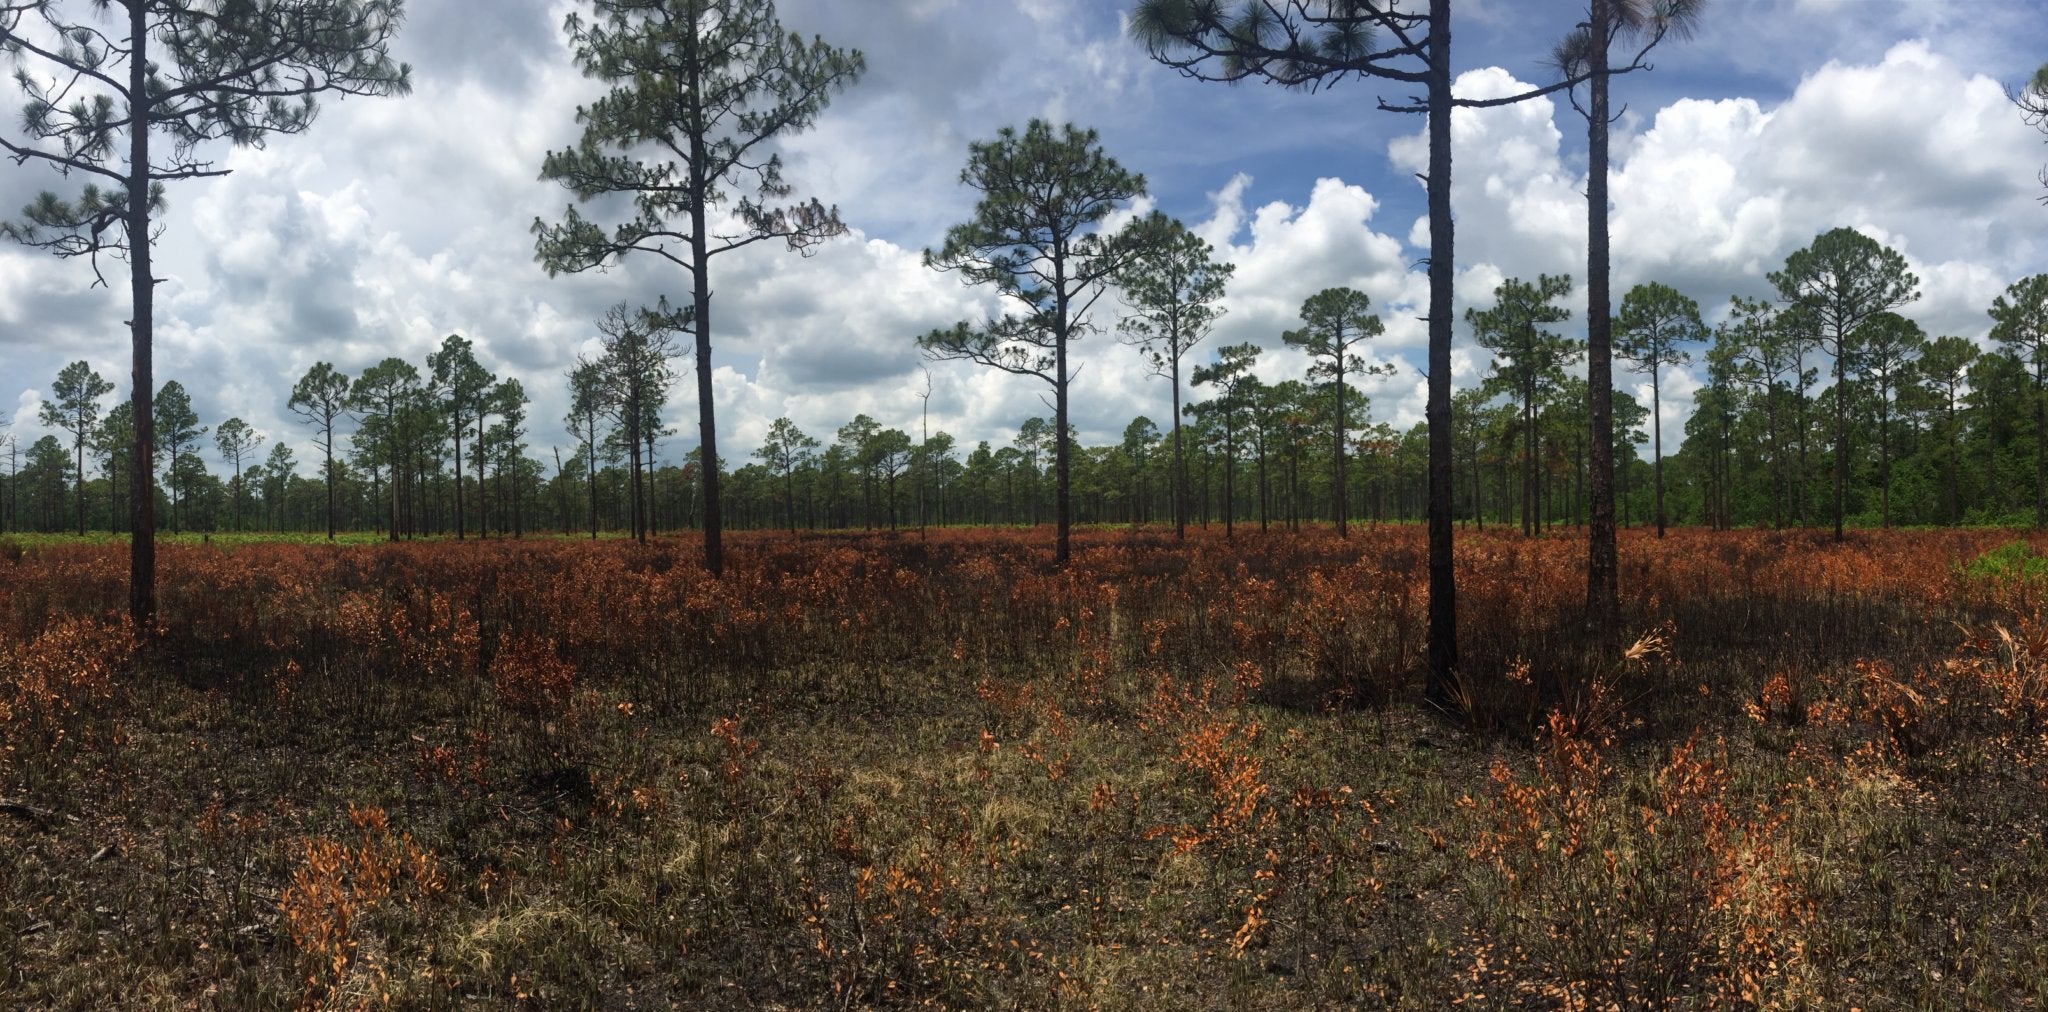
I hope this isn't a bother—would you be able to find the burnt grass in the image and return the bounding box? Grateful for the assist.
[5,525,2048,1008]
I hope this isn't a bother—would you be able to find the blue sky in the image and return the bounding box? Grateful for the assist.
[3,0,2046,478]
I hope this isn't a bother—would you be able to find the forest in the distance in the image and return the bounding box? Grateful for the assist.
[10,252,2048,541]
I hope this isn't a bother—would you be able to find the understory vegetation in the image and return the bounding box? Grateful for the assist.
[6,526,2048,1008]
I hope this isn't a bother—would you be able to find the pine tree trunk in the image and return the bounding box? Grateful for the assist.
[1833,345,1848,542]
[1585,0,1619,629]
[1179,360,1196,540]
[2036,367,2046,530]
[325,421,337,541]
[1424,0,1458,708]
[129,14,158,623]
[1334,369,1349,538]
[1880,398,1891,528]
[1653,371,1666,539]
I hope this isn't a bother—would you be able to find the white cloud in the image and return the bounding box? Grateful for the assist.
[2,3,2044,489]
[1378,41,2048,452]
[1390,66,1584,289]
[7,389,42,439]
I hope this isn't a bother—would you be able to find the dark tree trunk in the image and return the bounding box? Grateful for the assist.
[1523,387,1536,537]
[1585,0,1618,631]
[452,409,466,540]
[689,72,724,575]
[1946,393,1961,525]
[1256,434,1269,533]
[385,420,400,542]
[586,421,599,540]
[323,417,337,541]
[1424,0,1458,708]
[1223,413,1236,540]
[1173,356,1186,541]
[1879,395,1891,528]
[1052,265,1073,565]
[1766,385,1784,528]
[1653,371,1667,538]
[1055,338,1072,566]
[1334,374,1349,538]
[1833,346,1848,542]
[2036,367,2045,530]
[128,15,156,630]
[1795,345,1810,527]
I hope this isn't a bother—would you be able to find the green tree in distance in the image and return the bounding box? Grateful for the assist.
[1915,334,1979,525]
[1121,416,1160,527]
[1115,211,1233,542]
[94,401,135,533]
[1853,311,1924,529]
[755,417,819,533]
[1990,274,2048,528]
[920,119,1147,567]
[1190,342,1260,540]
[836,414,885,528]
[485,378,529,536]
[1615,281,1703,538]
[592,302,682,543]
[428,334,492,540]
[1770,227,1919,541]
[349,358,422,542]
[24,435,68,531]
[213,417,264,532]
[261,441,295,531]
[1715,297,1794,527]
[566,358,608,539]
[534,0,864,576]
[39,360,113,536]
[153,380,205,534]
[0,0,409,625]
[1283,286,1385,538]
[869,427,914,529]
[288,362,352,541]
[1613,390,1650,527]
[1470,274,1576,538]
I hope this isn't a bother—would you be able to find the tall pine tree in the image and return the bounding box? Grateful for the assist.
[1,0,409,625]
[535,0,863,576]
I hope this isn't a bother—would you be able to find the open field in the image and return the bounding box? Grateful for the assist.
[6,526,2048,1008]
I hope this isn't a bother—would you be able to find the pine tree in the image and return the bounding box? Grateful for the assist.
[1,0,409,624]
[39,360,113,536]
[1471,275,1577,537]
[1990,274,2048,528]
[535,0,863,575]
[1615,282,1705,538]
[289,363,353,541]
[920,120,1146,566]
[213,418,264,532]
[1771,228,1919,541]
[1283,287,1386,538]
[1115,211,1232,541]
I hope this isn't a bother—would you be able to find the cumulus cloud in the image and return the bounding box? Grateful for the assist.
[7,389,42,439]
[1390,67,1583,285]
[1,3,2043,485]
[1376,40,2048,455]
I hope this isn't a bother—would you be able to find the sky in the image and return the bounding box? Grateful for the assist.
[3,0,2047,481]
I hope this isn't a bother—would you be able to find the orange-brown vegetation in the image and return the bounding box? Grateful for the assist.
[4,525,2048,1007]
